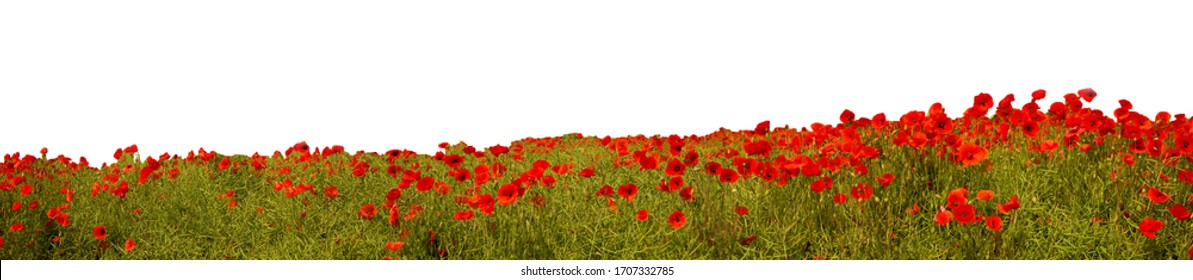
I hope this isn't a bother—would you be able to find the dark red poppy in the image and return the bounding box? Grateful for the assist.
[125,238,136,252]
[1169,204,1190,221]
[93,225,107,240]
[840,109,856,124]
[705,162,722,175]
[1139,218,1164,239]
[664,159,686,177]
[735,206,748,216]
[740,235,758,246]
[636,209,648,221]
[669,211,686,229]
[388,205,400,226]
[754,120,770,134]
[617,183,639,203]
[1021,121,1040,138]
[443,154,464,168]
[1147,187,1170,204]
[719,168,740,183]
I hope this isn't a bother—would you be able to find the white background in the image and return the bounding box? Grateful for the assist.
[2,1,1191,165]
[2,1,1192,276]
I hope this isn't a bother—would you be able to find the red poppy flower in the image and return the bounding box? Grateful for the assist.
[10,201,20,211]
[754,120,770,134]
[664,159,686,177]
[218,157,231,171]
[93,225,107,240]
[833,194,848,204]
[324,186,339,199]
[679,187,694,201]
[957,144,989,167]
[1169,204,1190,221]
[606,198,617,211]
[840,109,856,124]
[1021,121,1041,138]
[1031,89,1046,101]
[358,204,378,220]
[227,200,238,208]
[636,209,649,221]
[719,169,740,183]
[125,238,136,252]
[19,184,32,196]
[810,179,828,193]
[1039,140,1060,153]
[740,235,758,246]
[617,184,639,203]
[705,162,722,175]
[947,187,969,209]
[386,188,402,202]
[986,215,1003,231]
[906,203,920,215]
[953,204,977,225]
[935,208,954,225]
[638,155,658,170]
[416,177,435,192]
[1122,153,1136,166]
[595,185,614,197]
[10,222,24,232]
[1139,218,1164,239]
[1147,187,1170,204]
[55,212,69,227]
[496,184,519,205]
[385,241,405,251]
[850,183,874,202]
[977,190,995,201]
[877,173,894,188]
[388,205,400,226]
[579,168,595,178]
[1077,88,1097,102]
[998,195,1021,213]
[668,211,686,229]
[443,154,464,168]
[735,206,748,216]
[666,177,684,192]
[454,210,474,221]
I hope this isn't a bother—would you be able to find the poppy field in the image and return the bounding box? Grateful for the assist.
[1,88,1191,260]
